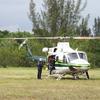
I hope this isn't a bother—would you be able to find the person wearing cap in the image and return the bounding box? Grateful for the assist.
[37,58,44,79]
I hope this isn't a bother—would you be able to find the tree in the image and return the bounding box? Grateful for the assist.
[93,17,100,36]
[29,0,87,37]
[0,30,10,38]
[79,15,91,36]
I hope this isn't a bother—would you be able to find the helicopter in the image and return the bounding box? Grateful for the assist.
[42,41,90,80]
[18,37,91,80]
[0,36,100,80]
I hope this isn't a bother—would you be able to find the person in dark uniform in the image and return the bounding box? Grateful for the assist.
[49,55,56,75]
[37,58,44,79]
[48,48,57,75]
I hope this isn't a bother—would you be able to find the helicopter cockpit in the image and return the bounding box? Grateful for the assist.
[67,52,87,62]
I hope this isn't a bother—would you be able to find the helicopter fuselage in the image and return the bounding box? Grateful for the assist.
[47,42,90,70]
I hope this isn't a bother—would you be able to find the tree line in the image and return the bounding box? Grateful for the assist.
[0,31,99,68]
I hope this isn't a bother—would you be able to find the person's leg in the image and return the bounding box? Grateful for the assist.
[38,68,42,79]
[37,69,40,79]
[49,66,52,75]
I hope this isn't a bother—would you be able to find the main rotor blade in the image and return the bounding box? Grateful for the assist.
[0,37,100,40]
[0,37,66,40]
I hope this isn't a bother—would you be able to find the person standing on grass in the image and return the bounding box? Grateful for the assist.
[48,55,56,75]
[37,58,44,79]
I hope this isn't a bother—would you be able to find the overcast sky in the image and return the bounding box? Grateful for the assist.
[0,0,100,32]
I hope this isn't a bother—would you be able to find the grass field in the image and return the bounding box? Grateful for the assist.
[0,67,100,100]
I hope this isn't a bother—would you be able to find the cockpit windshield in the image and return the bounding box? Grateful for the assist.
[78,53,87,60]
[68,53,78,61]
[68,52,87,62]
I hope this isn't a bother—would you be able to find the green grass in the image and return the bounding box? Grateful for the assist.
[0,67,100,100]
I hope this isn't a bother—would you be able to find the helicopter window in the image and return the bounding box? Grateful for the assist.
[68,53,78,61]
[78,53,87,60]
[63,55,67,63]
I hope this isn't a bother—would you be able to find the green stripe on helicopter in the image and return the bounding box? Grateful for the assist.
[55,62,89,67]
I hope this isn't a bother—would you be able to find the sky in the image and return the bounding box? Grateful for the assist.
[0,0,100,32]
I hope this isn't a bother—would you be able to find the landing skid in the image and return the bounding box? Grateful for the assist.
[47,69,89,80]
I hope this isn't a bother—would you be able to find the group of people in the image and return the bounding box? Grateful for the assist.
[37,55,56,79]
[37,48,57,79]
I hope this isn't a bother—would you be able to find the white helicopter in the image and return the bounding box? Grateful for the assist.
[42,41,90,80]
